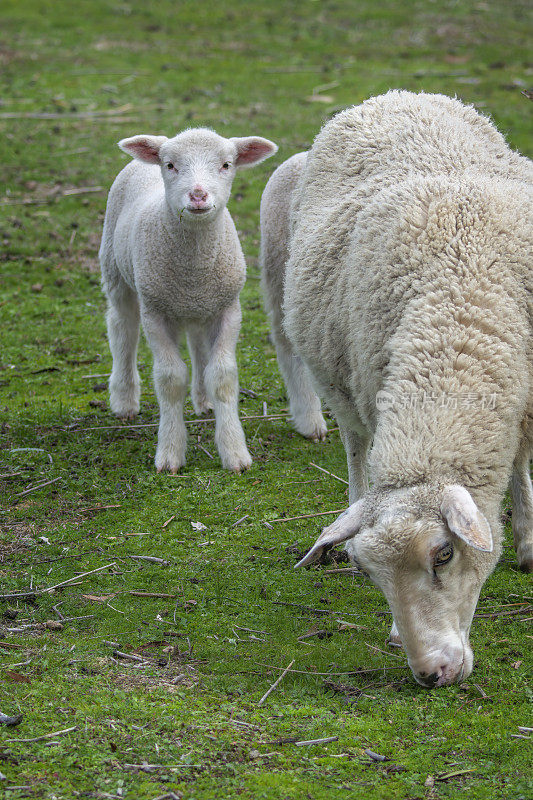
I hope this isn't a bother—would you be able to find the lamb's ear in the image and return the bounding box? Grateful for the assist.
[230,136,278,168]
[295,499,365,568]
[118,135,168,164]
[441,485,493,552]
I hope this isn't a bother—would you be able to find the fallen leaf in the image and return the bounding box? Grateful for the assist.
[4,671,31,683]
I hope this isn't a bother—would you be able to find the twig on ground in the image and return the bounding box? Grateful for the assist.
[129,555,170,565]
[234,626,268,635]
[258,659,295,706]
[6,725,77,743]
[365,642,405,660]
[72,412,290,431]
[51,604,65,620]
[129,591,178,599]
[9,447,53,463]
[196,443,214,459]
[14,476,60,498]
[255,661,406,677]
[162,515,175,528]
[324,567,363,574]
[77,504,121,513]
[123,762,200,772]
[295,736,338,746]
[0,562,117,600]
[309,462,348,485]
[364,748,388,762]
[112,650,144,662]
[269,509,345,523]
[231,515,250,527]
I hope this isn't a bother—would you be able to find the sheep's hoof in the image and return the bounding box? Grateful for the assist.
[294,415,328,442]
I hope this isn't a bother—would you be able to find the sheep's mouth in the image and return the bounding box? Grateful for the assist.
[186,206,212,215]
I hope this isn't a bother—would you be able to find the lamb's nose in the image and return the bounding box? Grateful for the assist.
[189,187,208,201]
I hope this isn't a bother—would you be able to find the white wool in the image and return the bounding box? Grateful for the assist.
[100,127,277,472]
[262,91,532,686]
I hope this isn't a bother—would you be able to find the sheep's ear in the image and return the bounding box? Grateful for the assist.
[295,499,365,568]
[230,136,278,168]
[441,485,493,552]
[118,135,168,164]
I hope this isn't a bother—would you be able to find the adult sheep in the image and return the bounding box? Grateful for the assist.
[261,91,532,687]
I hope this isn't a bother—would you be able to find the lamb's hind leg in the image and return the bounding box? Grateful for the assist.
[106,281,141,419]
[510,438,533,573]
[204,300,251,473]
[142,310,188,474]
[187,327,213,416]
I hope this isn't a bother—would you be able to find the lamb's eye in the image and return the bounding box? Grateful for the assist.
[167,162,174,170]
[434,543,454,567]
[222,162,230,170]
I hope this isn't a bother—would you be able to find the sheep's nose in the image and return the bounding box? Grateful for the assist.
[189,187,208,201]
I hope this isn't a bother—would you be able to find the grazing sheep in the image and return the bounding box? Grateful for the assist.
[262,91,532,686]
[99,127,277,473]
[260,152,327,441]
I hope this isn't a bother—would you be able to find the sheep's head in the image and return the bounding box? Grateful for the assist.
[296,484,499,688]
[118,128,277,223]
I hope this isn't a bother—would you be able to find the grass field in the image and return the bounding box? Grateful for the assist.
[1,1,532,798]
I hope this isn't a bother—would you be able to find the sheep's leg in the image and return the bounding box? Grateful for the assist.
[204,301,252,473]
[187,327,213,416]
[106,281,141,419]
[270,324,327,442]
[142,310,188,473]
[510,439,533,573]
[339,426,369,505]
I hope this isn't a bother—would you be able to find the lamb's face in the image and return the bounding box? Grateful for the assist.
[159,130,238,222]
[297,485,497,688]
[118,128,277,225]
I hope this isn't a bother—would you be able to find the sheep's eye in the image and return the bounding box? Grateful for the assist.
[167,162,174,170]
[222,162,230,169]
[434,543,454,567]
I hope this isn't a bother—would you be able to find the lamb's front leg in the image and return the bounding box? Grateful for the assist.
[204,301,252,473]
[142,310,188,473]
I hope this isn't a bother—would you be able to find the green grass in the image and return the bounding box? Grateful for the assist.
[1,1,532,798]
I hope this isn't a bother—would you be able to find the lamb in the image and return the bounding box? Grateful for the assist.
[99,127,277,473]
[261,90,532,687]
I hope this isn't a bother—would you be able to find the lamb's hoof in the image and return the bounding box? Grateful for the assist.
[192,396,214,416]
[224,451,252,474]
[110,397,140,420]
[116,410,138,421]
[155,448,186,474]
